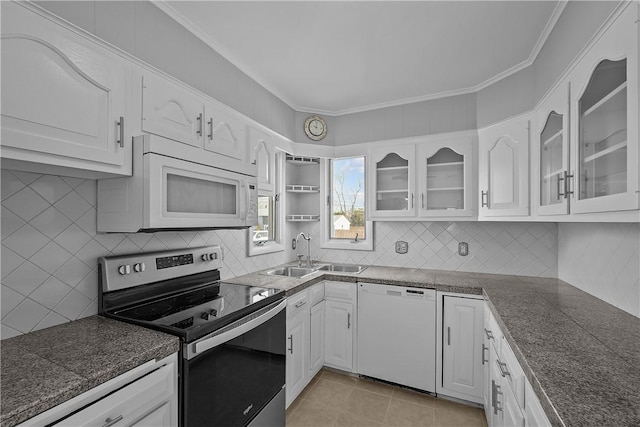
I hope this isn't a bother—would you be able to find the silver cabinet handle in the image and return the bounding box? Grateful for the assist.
[208,118,214,141]
[482,344,488,365]
[288,335,293,354]
[481,191,488,207]
[494,382,503,415]
[102,415,123,427]
[294,300,307,308]
[496,359,510,378]
[421,193,425,209]
[564,171,574,195]
[447,327,451,346]
[196,113,203,136]
[116,117,124,148]
[347,312,351,329]
[557,174,565,199]
[484,328,494,340]
[411,193,414,208]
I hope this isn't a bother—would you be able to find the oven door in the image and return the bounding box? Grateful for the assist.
[182,299,286,427]
[144,151,257,229]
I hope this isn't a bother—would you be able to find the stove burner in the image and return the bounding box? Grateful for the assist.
[126,302,174,321]
[172,317,194,329]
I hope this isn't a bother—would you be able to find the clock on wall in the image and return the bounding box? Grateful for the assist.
[304,115,328,141]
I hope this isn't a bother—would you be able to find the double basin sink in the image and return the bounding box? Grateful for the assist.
[263,263,367,279]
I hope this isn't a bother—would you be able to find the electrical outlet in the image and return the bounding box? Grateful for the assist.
[395,241,409,254]
[458,242,469,256]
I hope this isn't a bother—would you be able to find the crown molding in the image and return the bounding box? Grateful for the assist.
[154,0,568,117]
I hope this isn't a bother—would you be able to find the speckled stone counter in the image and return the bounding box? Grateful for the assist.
[229,264,640,427]
[0,315,180,427]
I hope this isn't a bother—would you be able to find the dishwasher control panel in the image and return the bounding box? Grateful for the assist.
[358,283,436,300]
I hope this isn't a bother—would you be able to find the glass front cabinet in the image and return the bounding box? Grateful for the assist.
[417,138,474,218]
[368,145,416,218]
[535,84,570,216]
[568,4,639,214]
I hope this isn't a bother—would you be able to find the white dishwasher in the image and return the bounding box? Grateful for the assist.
[357,282,436,392]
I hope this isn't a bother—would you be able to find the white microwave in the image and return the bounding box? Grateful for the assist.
[97,135,257,232]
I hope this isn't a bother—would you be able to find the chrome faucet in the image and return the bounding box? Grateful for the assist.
[293,232,312,267]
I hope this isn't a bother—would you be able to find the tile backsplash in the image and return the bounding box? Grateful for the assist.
[2,170,560,338]
[1,170,292,339]
[295,221,558,277]
[558,222,640,318]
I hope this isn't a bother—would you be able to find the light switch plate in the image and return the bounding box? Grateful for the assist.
[395,241,408,254]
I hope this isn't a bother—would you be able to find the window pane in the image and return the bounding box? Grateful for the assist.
[331,157,366,240]
[253,195,275,245]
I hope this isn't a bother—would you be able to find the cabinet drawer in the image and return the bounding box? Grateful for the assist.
[287,290,309,316]
[309,283,325,306]
[55,363,175,426]
[325,281,356,302]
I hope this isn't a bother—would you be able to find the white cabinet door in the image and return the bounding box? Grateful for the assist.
[441,296,484,402]
[418,137,475,218]
[324,299,354,371]
[205,103,247,161]
[249,127,276,193]
[286,306,309,407]
[142,73,205,148]
[368,144,416,218]
[310,301,325,378]
[1,1,130,176]
[534,83,571,216]
[569,4,639,214]
[478,116,531,218]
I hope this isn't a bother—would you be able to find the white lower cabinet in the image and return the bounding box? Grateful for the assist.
[438,293,484,403]
[19,354,178,427]
[324,281,357,372]
[285,282,325,408]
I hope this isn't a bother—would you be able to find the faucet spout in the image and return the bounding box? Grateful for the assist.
[295,232,312,267]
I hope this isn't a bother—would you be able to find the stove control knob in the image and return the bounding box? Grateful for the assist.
[210,253,217,260]
[200,309,217,320]
[201,254,210,261]
[133,263,145,273]
[118,264,131,275]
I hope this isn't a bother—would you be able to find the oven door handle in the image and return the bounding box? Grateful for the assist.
[190,299,286,359]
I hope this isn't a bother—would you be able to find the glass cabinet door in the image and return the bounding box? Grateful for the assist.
[578,58,627,200]
[376,152,409,211]
[425,148,464,211]
[539,112,565,208]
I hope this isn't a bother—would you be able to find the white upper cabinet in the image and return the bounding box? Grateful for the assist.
[568,4,639,214]
[478,116,531,218]
[534,84,570,216]
[418,136,475,218]
[1,2,132,178]
[204,103,247,161]
[142,73,206,148]
[367,144,416,218]
[249,127,276,193]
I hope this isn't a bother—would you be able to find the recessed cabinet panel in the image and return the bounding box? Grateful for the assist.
[142,73,205,148]
[249,128,276,193]
[478,116,530,218]
[1,2,129,176]
[205,104,247,161]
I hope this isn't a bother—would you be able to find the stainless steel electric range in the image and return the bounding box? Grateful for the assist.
[99,245,286,427]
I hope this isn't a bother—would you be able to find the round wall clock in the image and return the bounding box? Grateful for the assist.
[304,115,328,141]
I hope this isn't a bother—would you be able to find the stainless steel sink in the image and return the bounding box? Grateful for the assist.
[316,263,367,273]
[263,266,317,278]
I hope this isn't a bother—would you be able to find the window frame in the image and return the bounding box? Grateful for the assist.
[247,151,285,256]
[320,156,374,251]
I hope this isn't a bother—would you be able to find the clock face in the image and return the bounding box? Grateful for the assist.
[304,116,327,141]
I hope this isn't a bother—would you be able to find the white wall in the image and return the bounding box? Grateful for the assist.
[0,170,294,339]
[558,223,640,318]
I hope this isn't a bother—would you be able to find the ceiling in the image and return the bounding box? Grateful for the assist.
[159,1,562,116]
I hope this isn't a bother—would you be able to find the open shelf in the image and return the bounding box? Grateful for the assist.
[286,155,319,165]
[286,185,319,193]
[287,214,320,222]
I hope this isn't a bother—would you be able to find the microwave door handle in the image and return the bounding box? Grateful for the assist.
[191,300,286,358]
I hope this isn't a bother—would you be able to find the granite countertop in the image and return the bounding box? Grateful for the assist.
[0,315,180,427]
[228,263,640,427]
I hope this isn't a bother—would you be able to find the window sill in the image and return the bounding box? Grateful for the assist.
[320,239,374,251]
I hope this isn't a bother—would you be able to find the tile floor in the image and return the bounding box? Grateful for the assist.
[286,369,487,427]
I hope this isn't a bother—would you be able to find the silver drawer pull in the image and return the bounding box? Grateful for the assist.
[116,117,124,148]
[484,328,494,340]
[295,300,307,308]
[347,313,351,329]
[288,335,293,354]
[482,344,488,365]
[102,415,123,427]
[496,359,511,377]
